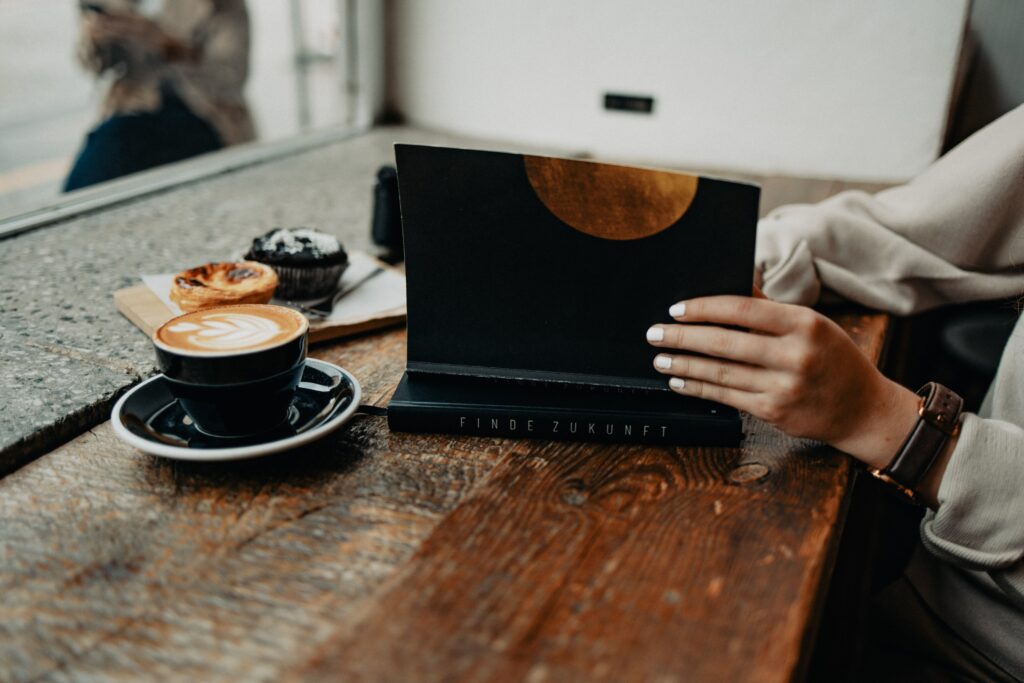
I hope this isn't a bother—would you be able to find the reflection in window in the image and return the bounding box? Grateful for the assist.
[0,0,359,218]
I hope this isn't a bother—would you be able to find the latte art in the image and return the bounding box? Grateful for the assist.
[167,313,283,350]
[155,304,307,355]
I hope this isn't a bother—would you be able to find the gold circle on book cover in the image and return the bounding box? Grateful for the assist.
[523,155,699,240]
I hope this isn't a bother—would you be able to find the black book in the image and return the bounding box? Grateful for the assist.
[388,145,759,446]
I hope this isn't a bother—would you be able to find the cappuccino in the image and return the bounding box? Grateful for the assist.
[155,304,307,355]
[152,304,310,436]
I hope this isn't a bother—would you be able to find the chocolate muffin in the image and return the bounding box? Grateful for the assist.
[245,228,348,300]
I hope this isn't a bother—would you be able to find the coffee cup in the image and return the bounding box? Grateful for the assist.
[152,304,309,437]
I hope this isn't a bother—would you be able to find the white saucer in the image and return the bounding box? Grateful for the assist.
[111,359,362,461]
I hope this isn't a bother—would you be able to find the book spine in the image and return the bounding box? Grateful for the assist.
[387,404,741,447]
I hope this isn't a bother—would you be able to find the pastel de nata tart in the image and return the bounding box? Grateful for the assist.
[169,261,279,312]
[244,227,348,300]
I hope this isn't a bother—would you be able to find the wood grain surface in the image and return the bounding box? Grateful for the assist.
[0,310,888,683]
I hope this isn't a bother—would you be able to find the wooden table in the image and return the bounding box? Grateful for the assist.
[0,309,887,683]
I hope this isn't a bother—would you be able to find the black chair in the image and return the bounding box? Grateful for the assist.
[941,308,1019,378]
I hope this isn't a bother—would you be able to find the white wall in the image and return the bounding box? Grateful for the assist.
[389,0,969,182]
[249,0,383,139]
[347,0,388,128]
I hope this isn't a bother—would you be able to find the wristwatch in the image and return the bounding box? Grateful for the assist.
[866,382,963,504]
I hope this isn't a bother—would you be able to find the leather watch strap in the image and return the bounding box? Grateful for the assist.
[880,382,963,494]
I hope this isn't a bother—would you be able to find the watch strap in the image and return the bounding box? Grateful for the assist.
[882,382,963,491]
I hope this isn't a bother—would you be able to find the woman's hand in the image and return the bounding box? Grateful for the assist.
[646,295,920,469]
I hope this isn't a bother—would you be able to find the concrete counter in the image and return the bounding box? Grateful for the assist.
[0,126,507,472]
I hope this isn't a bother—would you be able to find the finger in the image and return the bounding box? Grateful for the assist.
[752,284,767,300]
[667,377,761,414]
[667,296,790,334]
[653,353,769,393]
[647,323,784,366]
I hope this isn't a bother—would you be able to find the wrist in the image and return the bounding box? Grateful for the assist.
[873,382,964,506]
[830,377,920,470]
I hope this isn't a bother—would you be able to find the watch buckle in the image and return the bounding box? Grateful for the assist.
[866,466,922,504]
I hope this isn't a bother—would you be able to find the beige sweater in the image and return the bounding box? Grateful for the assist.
[757,104,1024,677]
[78,0,255,146]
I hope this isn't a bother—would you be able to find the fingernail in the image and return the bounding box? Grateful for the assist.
[655,354,672,369]
[669,302,687,318]
[669,377,686,391]
[646,326,664,342]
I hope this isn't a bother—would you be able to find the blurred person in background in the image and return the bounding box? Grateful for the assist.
[64,0,254,191]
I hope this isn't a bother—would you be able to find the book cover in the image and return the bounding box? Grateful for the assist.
[389,145,759,445]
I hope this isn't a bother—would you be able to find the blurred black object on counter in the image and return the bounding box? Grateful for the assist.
[372,166,403,263]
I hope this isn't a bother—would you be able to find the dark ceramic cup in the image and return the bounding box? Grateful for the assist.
[152,304,309,438]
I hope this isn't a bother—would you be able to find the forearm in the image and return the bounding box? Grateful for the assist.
[828,376,920,472]
[758,105,1024,313]
[827,373,961,509]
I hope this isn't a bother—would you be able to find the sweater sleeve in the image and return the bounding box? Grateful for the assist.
[756,104,1024,314]
[919,412,1024,608]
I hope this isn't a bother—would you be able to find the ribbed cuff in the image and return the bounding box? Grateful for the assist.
[919,413,1024,571]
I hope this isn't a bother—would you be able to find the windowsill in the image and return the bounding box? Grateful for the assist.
[0,123,368,240]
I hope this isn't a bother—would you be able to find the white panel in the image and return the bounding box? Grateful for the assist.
[391,0,969,181]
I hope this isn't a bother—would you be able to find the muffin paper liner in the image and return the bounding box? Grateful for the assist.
[271,262,348,300]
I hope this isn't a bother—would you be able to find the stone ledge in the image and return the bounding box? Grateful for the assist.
[0,125,529,470]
